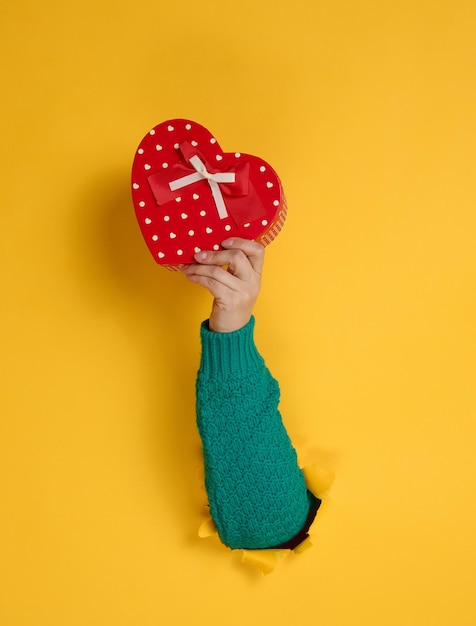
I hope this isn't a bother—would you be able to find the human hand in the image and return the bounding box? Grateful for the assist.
[181,238,265,333]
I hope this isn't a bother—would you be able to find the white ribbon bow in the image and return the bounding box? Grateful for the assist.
[168,155,236,219]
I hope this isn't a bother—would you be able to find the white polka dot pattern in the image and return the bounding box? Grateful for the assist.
[131,119,286,270]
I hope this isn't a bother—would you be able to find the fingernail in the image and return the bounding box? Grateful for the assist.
[222,238,234,247]
[194,251,208,261]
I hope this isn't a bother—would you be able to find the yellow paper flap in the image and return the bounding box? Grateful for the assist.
[241,549,284,575]
[198,516,217,538]
[303,464,335,497]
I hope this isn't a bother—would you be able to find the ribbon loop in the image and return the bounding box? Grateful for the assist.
[169,152,236,219]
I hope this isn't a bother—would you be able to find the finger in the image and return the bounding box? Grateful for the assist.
[191,248,254,281]
[221,238,265,275]
[182,262,240,291]
[183,268,239,301]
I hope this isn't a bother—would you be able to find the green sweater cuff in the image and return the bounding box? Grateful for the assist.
[199,316,264,381]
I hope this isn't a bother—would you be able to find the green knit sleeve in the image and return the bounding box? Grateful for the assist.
[196,317,316,550]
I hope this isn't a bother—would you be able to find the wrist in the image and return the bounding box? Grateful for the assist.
[208,312,252,333]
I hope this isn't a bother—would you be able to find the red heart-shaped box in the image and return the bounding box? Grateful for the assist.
[131,119,287,270]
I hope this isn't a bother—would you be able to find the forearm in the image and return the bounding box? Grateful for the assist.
[196,317,313,550]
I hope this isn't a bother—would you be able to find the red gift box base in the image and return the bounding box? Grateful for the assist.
[131,119,287,271]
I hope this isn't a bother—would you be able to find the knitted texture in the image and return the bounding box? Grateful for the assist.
[196,317,314,550]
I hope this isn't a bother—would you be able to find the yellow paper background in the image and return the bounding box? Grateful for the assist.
[1,0,475,624]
